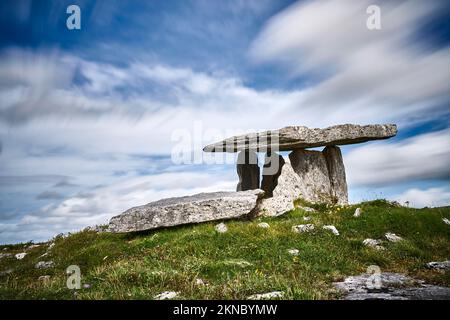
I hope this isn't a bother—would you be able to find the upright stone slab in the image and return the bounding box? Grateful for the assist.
[261,152,285,197]
[236,151,260,191]
[259,157,302,216]
[289,149,333,203]
[108,189,265,233]
[323,146,348,204]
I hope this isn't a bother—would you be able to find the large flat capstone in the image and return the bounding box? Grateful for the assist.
[108,189,265,233]
[203,124,397,152]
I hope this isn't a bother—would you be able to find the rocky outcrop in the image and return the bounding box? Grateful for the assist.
[236,151,260,191]
[108,189,264,233]
[203,124,397,152]
[334,272,450,300]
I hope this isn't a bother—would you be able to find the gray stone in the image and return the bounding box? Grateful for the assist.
[292,224,315,233]
[362,239,385,250]
[261,152,285,197]
[323,225,340,236]
[289,149,333,203]
[14,252,27,260]
[203,124,397,152]
[215,222,228,233]
[35,261,54,269]
[385,232,403,243]
[108,189,265,233]
[154,291,179,300]
[354,207,362,217]
[259,158,301,216]
[323,146,348,204]
[334,272,450,300]
[236,151,259,191]
[426,261,450,270]
[257,222,270,229]
[247,291,284,300]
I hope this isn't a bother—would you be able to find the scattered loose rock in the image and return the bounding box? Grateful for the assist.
[334,272,450,300]
[15,253,27,260]
[292,224,315,233]
[385,232,403,243]
[303,216,311,221]
[223,259,253,268]
[354,207,362,217]
[83,283,91,289]
[257,222,270,229]
[442,218,450,225]
[287,249,299,256]
[35,261,54,269]
[362,239,385,250]
[323,225,340,236]
[215,222,228,233]
[27,244,40,250]
[154,291,179,300]
[195,278,207,286]
[247,291,284,300]
[426,261,450,271]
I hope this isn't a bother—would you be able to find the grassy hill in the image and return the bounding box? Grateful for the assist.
[0,200,449,299]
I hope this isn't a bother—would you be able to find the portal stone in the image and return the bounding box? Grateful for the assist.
[289,149,333,203]
[236,151,260,191]
[323,146,348,204]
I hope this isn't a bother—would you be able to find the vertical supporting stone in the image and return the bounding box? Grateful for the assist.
[289,149,333,203]
[236,151,260,191]
[261,152,285,197]
[323,146,348,204]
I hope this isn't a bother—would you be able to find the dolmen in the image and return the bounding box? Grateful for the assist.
[108,124,397,233]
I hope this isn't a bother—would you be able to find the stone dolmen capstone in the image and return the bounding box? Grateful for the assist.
[108,189,264,233]
[203,124,397,216]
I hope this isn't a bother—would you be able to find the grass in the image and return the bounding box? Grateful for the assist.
[0,200,449,300]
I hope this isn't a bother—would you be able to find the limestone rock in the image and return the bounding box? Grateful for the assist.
[292,224,315,233]
[236,151,259,191]
[426,261,450,270]
[323,146,348,204]
[0,253,12,259]
[287,249,299,256]
[289,149,333,203]
[323,225,340,236]
[35,261,54,269]
[108,189,264,233]
[363,239,385,250]
[154,291,179,300]
[442,218,450,225]
[261,152,285,197]
[385,232,403,243]
[215,222,228,233]
[354,207,362,217]
[247,291,284,300]
[257,222,270,229]
[259,157,301,216]
[334,272,450,300]
[15,253,27,260]
[203,124,397,152]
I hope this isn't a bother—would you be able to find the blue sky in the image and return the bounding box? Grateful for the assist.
[0,0,449,244]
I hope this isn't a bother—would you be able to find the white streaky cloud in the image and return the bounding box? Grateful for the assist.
[250,0,450,125]
[0,170,236,244]
[391,187,450,208]
[345,128,450,186]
